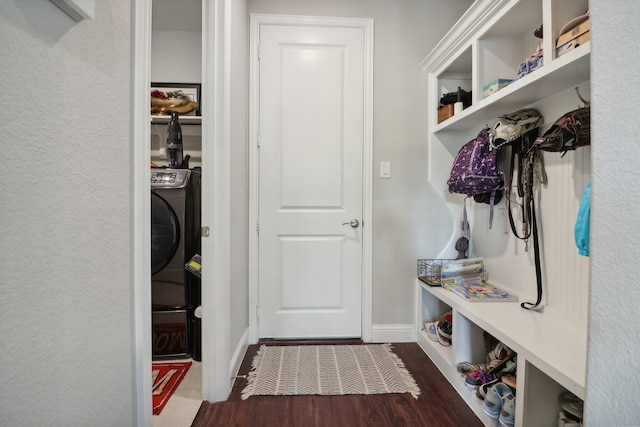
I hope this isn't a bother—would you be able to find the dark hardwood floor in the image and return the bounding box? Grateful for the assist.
[191,342,483,427]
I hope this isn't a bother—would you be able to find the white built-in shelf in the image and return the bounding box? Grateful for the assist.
[419,0,590,425]
[434,42,590,133]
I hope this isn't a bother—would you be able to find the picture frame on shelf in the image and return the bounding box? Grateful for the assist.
[151,82,201,116]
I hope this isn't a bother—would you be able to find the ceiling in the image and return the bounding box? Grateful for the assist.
[152,0,202,32]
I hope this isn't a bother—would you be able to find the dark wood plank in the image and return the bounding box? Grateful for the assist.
[192,342,482,427]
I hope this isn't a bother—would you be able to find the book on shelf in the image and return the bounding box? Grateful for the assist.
[439,258,517,302]
[442,281,518,302]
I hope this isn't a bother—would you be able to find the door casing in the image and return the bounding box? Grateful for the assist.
[132,2,232,425]
[248,13,374,344]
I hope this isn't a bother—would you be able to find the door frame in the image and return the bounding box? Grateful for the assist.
[247,14,374,343]
[132,1,232,424]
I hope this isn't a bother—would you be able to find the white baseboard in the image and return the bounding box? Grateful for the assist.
[228,327,249,391]
[370,324,416,343]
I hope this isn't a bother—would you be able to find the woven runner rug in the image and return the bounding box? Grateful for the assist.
[241,344,420,400]
[152,361,192,415]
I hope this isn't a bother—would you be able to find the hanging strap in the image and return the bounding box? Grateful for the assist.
[506,145,531,241]
[521,192,543,310]
[488,189,497,229]
[463,196,471,239]
[505,140,544,310]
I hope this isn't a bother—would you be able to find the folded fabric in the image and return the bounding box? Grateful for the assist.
[517,42,544,78]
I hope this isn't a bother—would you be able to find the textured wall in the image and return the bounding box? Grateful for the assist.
[0,1,135,426]
[587,1,640,425]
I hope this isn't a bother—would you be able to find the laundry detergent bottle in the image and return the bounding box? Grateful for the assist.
[166,111,183,168]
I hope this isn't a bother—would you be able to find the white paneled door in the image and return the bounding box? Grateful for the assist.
[257,20,367,338]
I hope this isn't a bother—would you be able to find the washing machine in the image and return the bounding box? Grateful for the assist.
[151,168,201,359]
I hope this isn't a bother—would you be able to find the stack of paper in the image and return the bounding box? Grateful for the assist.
[441,258,517,302]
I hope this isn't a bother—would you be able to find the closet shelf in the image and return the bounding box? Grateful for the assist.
[151,115,202,125]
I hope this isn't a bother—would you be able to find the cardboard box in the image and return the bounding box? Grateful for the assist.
[438,104,455,123]
[557,17,590,48]
[482,79,511,98]
[556,31,591,57]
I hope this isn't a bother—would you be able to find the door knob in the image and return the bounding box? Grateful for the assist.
[342,219,360,228]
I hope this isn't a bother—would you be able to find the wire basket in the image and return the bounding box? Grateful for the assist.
[417,259,456,287]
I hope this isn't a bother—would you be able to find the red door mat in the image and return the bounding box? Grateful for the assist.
[152,361,192,415]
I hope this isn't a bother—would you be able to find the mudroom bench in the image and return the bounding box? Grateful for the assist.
[416,279,586,426]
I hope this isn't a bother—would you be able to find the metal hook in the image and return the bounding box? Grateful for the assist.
[575,86,590,107]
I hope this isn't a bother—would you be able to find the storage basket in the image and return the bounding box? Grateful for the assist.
[417,259,456,287]
[438,104,455,123]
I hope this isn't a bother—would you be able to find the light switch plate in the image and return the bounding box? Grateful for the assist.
[380,161,391,178]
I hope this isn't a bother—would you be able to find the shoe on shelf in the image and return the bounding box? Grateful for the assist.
[487,350,517,376]
[465,370,494,389]
[456,361,478,374]
[476,376,501,400]
[437,318,452,339]
[498,357,517,375]
[499,394,516,427]
[483,332,514,364]
[441,311,453,324]
[483,382,513,419]
[424,311,452,345]
[558,410,582,427]
[456,361,489,373]
[488,341,509,364]
[560,392,583,421]
[424,321,439,342]
[501,374,517,390]
[435,320,452,346]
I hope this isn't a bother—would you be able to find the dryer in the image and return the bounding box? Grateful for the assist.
[151,168,201,359]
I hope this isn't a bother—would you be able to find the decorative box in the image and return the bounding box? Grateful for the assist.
[438,104,455,124]
[556,17,590,49]
[482,79,511,98]
[556,32,590,57]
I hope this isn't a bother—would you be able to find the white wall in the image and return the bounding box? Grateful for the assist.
[587,1,640,425]
[0,1,135,426]
[247,0,473,327]
[151,31,202,84]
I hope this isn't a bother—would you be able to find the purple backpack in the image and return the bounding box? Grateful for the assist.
[447,128,504,197]
[448,129,504,229]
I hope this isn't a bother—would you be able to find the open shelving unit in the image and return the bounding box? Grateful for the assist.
[419,0,590,425]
